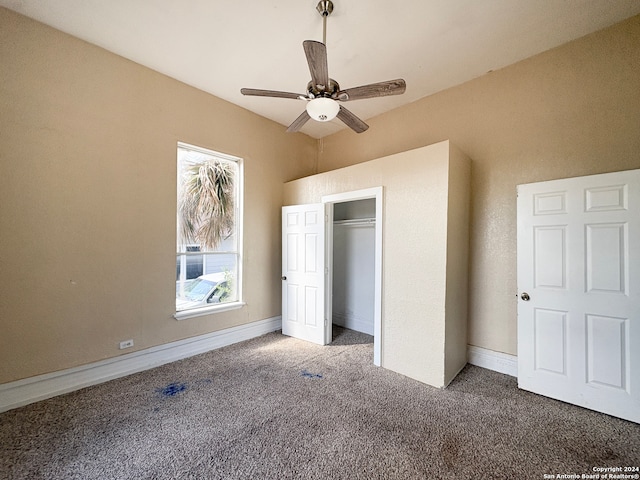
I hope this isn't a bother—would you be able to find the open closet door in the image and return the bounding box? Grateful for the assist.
[282,204,329,345]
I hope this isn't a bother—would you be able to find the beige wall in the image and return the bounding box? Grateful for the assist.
[316,15,640,356]
[0,8,317,384]
[284,142,470,387]
[444,145,471,384]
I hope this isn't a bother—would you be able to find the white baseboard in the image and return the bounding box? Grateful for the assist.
[467,345,517,377]
[0,316,282,413]
[333,313,374,336]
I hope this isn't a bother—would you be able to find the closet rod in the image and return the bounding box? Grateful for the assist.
[333,218,376,226]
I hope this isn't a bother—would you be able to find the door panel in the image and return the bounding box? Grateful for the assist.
[533,226,567,289]
[282,204,328,345]
[533,308,567,375]
[585,314,628,390]
[286,284,298,323]
[585,223,626,293]
[517,169,639,423]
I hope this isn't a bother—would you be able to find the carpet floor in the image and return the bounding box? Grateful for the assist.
[1,327,639,479]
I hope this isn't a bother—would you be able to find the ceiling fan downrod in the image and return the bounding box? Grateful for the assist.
[316,0,333,45]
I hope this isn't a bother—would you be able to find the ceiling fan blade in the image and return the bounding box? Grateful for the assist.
[286,110,312,133]
[336,105,369,133]
[303,40,329,90]
[336,79,406,101]
[241,88,305,100]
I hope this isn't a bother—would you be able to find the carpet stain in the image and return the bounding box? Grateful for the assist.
[561,435,621,465]
[441,434,461,469]
[301,370,323,379]
[158,382,188,397]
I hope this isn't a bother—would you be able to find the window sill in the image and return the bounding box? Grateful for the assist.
[173,301,245,321]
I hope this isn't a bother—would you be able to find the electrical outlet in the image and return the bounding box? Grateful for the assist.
[119,339,134,350]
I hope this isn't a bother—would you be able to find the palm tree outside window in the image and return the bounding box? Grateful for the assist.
[176,142,242,313]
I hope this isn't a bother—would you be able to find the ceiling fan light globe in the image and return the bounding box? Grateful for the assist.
[306,97,339,122]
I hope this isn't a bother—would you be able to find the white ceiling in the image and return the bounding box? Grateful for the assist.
[2,0,639,138]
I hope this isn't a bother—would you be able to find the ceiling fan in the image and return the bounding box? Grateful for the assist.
[240,0,406,134]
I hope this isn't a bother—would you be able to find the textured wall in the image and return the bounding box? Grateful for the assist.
[0,8,317,383]
[443,145,471,383]
[315,15,640,356]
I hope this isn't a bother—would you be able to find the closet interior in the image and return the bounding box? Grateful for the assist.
[332,198,376,336]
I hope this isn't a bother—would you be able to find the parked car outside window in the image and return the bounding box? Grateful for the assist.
[176,272,230,311]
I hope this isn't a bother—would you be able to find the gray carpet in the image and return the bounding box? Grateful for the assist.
[1,327,639,479]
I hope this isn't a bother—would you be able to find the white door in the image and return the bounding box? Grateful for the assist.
[282,204,329,345]
[517,169,639,423]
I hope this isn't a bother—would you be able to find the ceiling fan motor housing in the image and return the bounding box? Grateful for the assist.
[307,79,340,98]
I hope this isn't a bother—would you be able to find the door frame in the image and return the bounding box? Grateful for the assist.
[322,187,383,366]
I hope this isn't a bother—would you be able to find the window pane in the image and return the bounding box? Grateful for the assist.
[176,253,238,311]
[175,247,203,281]
[177,147,238,254]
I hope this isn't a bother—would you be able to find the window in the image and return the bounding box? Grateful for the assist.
[175,142,242,317]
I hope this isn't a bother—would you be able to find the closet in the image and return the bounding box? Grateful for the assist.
[332,199,376,336]
[283,140,471,388]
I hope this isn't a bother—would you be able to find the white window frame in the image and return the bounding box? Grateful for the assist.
[174,142,244,320]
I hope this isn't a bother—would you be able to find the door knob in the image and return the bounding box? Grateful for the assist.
[520,292,530,301]
[282,276,287,281]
